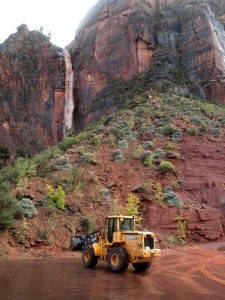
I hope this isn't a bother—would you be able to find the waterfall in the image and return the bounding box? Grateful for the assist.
[63,49,74,136]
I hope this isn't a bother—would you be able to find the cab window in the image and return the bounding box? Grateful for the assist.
[107,218,117,243]
[120,218,133,231]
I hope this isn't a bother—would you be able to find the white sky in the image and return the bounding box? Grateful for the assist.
[0,0,99,48]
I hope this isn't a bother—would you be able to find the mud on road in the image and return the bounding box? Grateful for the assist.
[0,243,225,300]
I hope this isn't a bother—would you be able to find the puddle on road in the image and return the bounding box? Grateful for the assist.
[1,245,225,300]
[218,246,225,251]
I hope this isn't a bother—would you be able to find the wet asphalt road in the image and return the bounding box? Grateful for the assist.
[0,243,225,300]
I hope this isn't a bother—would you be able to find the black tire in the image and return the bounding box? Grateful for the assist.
[132,262,151,272]
[108,248,129,273]
[82,246,98,268]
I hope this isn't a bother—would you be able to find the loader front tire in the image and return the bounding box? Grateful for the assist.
[82,246,98,268]
[132,262,151,272]
[108,247,129,273]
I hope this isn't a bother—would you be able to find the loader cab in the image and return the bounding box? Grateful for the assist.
[106,216,135,243]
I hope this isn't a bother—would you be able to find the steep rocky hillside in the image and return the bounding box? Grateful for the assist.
[1,0,225,259]
[1,80,225,259]
[1,0,225,154]
[0,25,65,154]
[68,0,225,132]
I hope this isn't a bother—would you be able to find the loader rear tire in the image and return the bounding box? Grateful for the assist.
[82,246,98,268]
[108,248,129,273]
[132,262,151,272]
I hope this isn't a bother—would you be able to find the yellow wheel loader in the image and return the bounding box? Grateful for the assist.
[81,215,161,273]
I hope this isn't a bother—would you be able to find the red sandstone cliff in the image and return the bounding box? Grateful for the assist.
[68,0,156,132]
[0,24,66,155]
[68,0,225,131]
[1,0,225,152]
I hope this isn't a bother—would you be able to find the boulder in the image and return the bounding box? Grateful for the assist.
[197,208,223,221]
[188,220,224,240]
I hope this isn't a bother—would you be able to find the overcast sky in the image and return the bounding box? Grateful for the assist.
[0,0,99,48]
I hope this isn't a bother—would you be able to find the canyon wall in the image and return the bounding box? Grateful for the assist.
[68,0,156,132]
[1,0,225,151]
[0,24,66,155]
[68,0,225,132]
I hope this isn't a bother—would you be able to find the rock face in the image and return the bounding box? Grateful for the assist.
[147,205,224,241]
[68,0,156,132]
[2,0,225,151]
[0,24,66,154]
[68,0,225,132]
[179,1,225,102]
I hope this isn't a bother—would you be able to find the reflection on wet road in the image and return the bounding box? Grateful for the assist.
[0,243,225,300]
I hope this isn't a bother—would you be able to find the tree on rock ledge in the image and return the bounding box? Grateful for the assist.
[0,145,10,165]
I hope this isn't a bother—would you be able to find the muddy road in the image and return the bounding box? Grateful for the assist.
[0,243,225,300]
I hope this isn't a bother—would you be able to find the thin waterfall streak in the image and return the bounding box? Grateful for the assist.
[63,48,74,136]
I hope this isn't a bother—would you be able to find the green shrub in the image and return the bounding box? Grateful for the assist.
[117,140,128,149]
[125,193,140,216]
[67,166,85,192]
[200,123,207,133]
[53,157,73,171]
[80,215,97,234]
[166,142,177,151]
[171,129,182,142]
[90,136,100,146]
[190,116,201,125]
[17,198,38,219]
[155,132,164,138]
[144,155,154,166]
[141,151,154,166]
[141,182,152,194]
[46,185,65,210]
[132,145,144,160]
[154,183,164,206]
[142,150,153,161]
[109,126,125,140]
[154,148,166,158]
[0,145,10,165]
[103,116,113,126]
[145,124,156,134]
[112,149,124,162]
[164,187,183,207]
[125,131,135,141]
[143,141,154,149]
[125,193,142,227]
[217,116,225,125]
[100,188,110,200]
[187,126,197,135]
[210,127,222,137]
[15,147,30,159]
[177,178,185,187]
[0,182,18,229]
[164,235,180,245]
[159,161,175,173]
[37,228,49,241]
[0,165,16,185]
[58,136,77,151]
[163,123,177,135]
[176,216,187,240]
[14,157,36,183]
[32,147,61,164]
[166,150,181,160]
[126,116,135,130]
[80,153,97,164]
[38,163,53,178]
